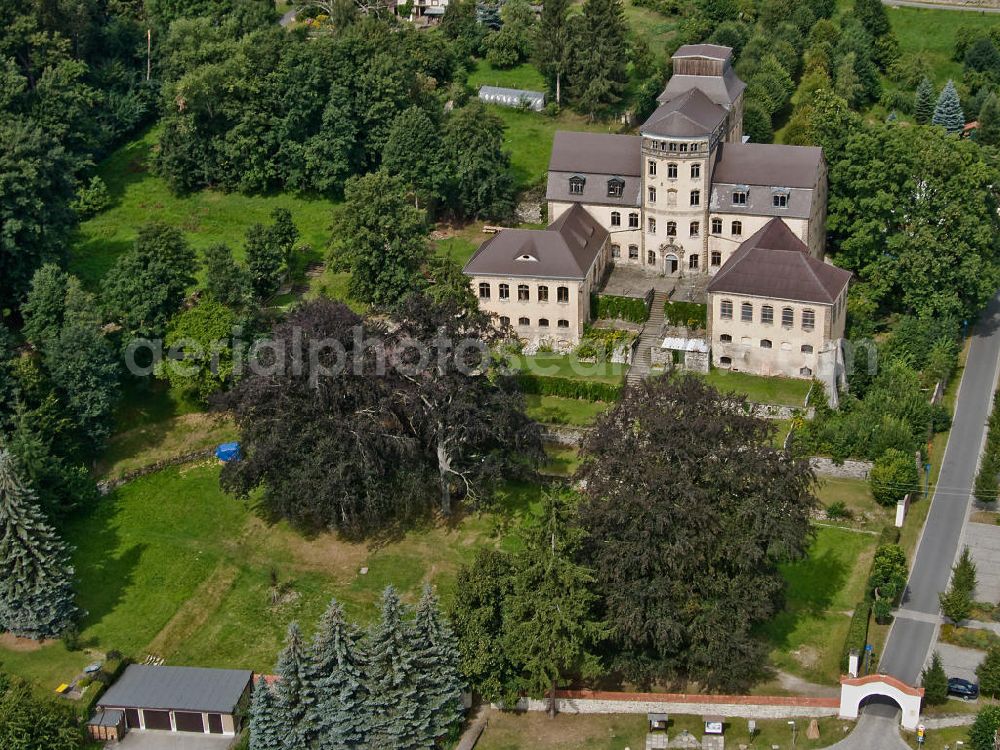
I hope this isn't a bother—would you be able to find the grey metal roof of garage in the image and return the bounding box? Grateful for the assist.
[97,665,253,714]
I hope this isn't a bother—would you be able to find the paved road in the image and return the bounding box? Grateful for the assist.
[824,712,911,750]
[883,0,1000,11]
[878,291,1000,685]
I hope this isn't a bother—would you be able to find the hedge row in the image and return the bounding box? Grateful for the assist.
[77,656,130,720]
[974,391,1000,503]
[664,300,707,330]
[516,373,623,402]
[591,293,649,324]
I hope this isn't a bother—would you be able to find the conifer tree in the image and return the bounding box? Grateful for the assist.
[365,586,430,750]
[914,77,935,124]
[978,92,1000,146]
[921,651,949,706]
[535,0,572,105]
[569,0,628,117]
[933,80,966,133]
[952,546,978,596]
[0,449,78,639]
[275,622,310,750]
[248,677,284,750]
[308,599,369,750]
[413,585,465,743]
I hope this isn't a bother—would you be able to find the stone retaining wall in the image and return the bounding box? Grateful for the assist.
[97,449,217,495]
[921,714,977,729]
[808,457,874,480]
[511,690,840,720]
[541,426,588,446]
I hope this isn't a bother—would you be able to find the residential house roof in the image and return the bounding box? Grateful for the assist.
[641,88,729,138]
[463,203,608,280]
[548,131,642,176]
[97,666,253,714]
[706,219,851,304]
[712,142,824,189]
[672,43,734,60]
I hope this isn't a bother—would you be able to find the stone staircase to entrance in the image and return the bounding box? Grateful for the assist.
[626,290,668,387]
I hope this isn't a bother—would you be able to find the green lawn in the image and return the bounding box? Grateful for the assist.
[71,127,338,287]
[0,464,541,691]
[510,353,626,383]
[888,5,1000,87]
[623,0,680,63]
[525,394,610,426]
[761,525,878,685]
[815,477,891,532]
[467,60,547,92]
[701,369,813,407]
[541,444,583,477]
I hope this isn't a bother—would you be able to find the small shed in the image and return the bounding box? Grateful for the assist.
[87,709,126,743]
[478,85,546,112]
[97,665,253,736]
[215,442,241,462]
[647,712,669,732]
[653,336,710,373]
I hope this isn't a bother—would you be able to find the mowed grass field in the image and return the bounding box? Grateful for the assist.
[70,127,338,287]
[887,5,1000,86]
[0,463,543,692]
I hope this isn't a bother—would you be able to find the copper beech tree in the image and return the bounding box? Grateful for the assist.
[577,374,818,691]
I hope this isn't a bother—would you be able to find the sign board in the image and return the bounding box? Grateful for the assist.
[704,721,723,735]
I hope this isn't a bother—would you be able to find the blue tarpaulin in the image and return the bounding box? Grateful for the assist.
[215,442,241,462]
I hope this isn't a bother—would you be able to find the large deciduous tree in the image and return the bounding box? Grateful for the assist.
[0,449,79,640]
[442,103,516,221]
[577,375,816,689]
[329,171,429,306]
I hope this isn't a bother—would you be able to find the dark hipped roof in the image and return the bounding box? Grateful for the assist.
[672,43,733,60]
[546,170,641,207]
[641,88,728,138]
[707,219,851,304]
[712,142,823,189]
[548,131,642,176]
[97,665,253,714]
[463,203,608,280]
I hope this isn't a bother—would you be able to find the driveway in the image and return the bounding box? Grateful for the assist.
[823,713,910,750]
[114,731,235,750]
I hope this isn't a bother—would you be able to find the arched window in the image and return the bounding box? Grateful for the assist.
[499,316,510,326]
[800,366,813,377]
[741,302,753,322]
[611,244,620,258]
[498,283,510,300]
[667,163,678,179]
[801,344,814,354]
[569,175,585,195]
[691,163,701,179]
[711,217,723,234]
[731,220,742,236]
[782,307,794,327]
[720,300,733,319]
[711,250,722,266]
[802,309,816,331]
[688,254,699,269]
[648,187,657,203]
[690,190,701,206]
[666,221,677,237]
[628,212,639,228]
[760,339,773,349]
[720,333,732,343]
[689,221,700,237]
[607,178,624,197]
[647,160,656,177]
[557,319,570,328]
[517,284,529,301]
[611,211,621,227]
[539,318,550,327]
[478,282,490,299]
[720,356,732,367]
[761,305,773,325]
[538,285,549,302]
[518,317,530,326]
[557,286,569,303]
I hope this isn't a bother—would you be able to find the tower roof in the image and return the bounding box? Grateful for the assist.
[641,87,728,138]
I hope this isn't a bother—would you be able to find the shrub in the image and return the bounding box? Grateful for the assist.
[575,328,635,361]
[868,544,907,603]
[516,373,623,402]
[940,584,972,623]
[71,176,111,218]
[977,645,1000,699]
[970,705,1000,750]
[877,526,901,546]
[664,300,707,329]
[840,598,871,671]
[825,501,852,520]
[921,651,949,705]
[975,391,1000,503]
[870,448,920,507]
[591,294,649,324]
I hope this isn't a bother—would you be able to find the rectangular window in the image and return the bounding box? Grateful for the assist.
[667,163,678,179]
[731,220,742,236]
[711,218,722,234]
[648,218,656,234]
[648,187,656,203]
[732,191,747,205]
[689,221,700,237]
[628,212,639,228]
[611,244,620,258]
[648,160,656,177]
[478,283,490,299]
[499,284,509,300]
[517,284,529,302]
[668,142,677,151]
[691,163,701,179]
[679,143,688,152]
[720,300,733,320]
[611,211,621,227]
[690,190,700,206]
[802,309,816,331]
[761,305,773,325]
[538,285,549,302]
[782,307,794,327]
[557,286,569,303]
[569,177,585,195]
[628,244,639,259]
[773,193,788,208]
[741,302,753,322]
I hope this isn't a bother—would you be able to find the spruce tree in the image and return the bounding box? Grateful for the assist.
[275,622,310,750]
[412,585,465,743]
[921,651,948,706]
[365,586,429,750]
[248,677,284,750]
[0,449,78,640]
[535,0,572,105]
[932,80,966,133]
[977,92,1000,146]
[308,599,369,750]
[952,546,978,596]
[977,644,1000,699]
[914,78,935,125]
[569,0,628,117]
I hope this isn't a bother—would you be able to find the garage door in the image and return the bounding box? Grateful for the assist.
[174,712,205,732]
[142,710,171,730]
[207,714,224,734]
[124,709,140,729]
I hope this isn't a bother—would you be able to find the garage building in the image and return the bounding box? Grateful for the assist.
[97,665,253,736]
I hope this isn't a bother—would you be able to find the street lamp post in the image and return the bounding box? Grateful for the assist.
[788,720,796,748]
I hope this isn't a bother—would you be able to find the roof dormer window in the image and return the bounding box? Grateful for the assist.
[569,175,585,195]
[607,177,624,198]
[732,190,747,205]
[773,190,789,208]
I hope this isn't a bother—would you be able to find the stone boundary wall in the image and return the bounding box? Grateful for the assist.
[97,449,217,495]
[511,690,840,720]
[809,457,874,480]
[922,714,977,729]
[541,426,588,446]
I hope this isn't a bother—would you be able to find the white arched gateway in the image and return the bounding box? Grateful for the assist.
[839,674,924,730]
